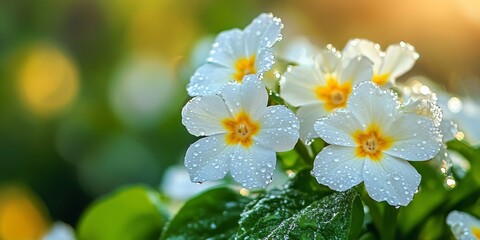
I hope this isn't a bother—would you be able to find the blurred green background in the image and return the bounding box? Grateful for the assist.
[1,0,480,239]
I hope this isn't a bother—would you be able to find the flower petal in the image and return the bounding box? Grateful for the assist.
[221,75,267,119]
[187,63,234,96]
[440,119,458,142]
[254,105,299,152]
[280,65,325,107]
[446,211,480,240]
[255,48,276,76]
[363,155,420,206]
[230,145,276,189]
[296,104,327,143]
[184,135,232,183]
[347,81,399,129]
[385,113,441,161]
[280,37,319,66]
[208,29,244,68]
[314,110,362,147]
[312,145,364,191]
[379,43,418,80]
[338,55,373,84]
[181,95,231,136]
[243,13,283,53]
[314,47,342,74]
[342,39,383,70]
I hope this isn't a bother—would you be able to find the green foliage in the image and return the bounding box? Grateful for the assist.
[77,185,169,240]
[398,140,480,238]
[236,171,363,240]
[160,187,249,240]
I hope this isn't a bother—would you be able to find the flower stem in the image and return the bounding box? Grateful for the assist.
[380,205,399,240]
[294,141,314,166]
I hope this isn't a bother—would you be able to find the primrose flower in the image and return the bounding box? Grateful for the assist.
[280,45,373,143]
[187,13,283,97]
[399,78,462,178]
[182,75,299,189]
[312,82,440,206]
[447,211,480,240]
[342,39,418,87]
[278,37,319,66]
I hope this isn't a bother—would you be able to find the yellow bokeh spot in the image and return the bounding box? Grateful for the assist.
[0,187,49,240]
[372,73,390,86]
[472,227,480,239]
[126,0,198,59]
[353,124,393,161]
[222,111,260,148]
[17,44,79,117]
[315,78,352,111]
[233,55,256,82]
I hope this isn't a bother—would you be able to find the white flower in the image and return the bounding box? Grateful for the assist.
[399,78,462,177]
[312,82,440,206]
[187,13,283,97]
[343,39,419,86]
[447,211,480,240]
[161,165,220,200]
[182,75,299,189]
[277,36,319,66]
[280,45,373,143]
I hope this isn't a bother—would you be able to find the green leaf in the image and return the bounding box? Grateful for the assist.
[77,185,169,240]
[235,171,363,240]
[160,187,250,240]
[399,140,480,238]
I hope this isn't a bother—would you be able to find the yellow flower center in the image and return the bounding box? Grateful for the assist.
[315,78,352,111]
[222,111,260,148]
[353,124,393,161]
[233,55,256,82]
[372,73,389,86]
[472,227,480,239]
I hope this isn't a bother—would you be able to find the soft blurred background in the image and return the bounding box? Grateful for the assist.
[1,0,480,239]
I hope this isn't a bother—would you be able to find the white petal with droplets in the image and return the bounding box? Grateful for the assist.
[312,145,364,191]
[243,13,283,53]
[363,155,420,206]
[314,110,362,147]
[297,104,327,143]
[347,82,398,129]
[314,47,341,74]
[379,43,418,81]
[207,29,244,68]
[342,39,383,70]
[181,95,231,136]
[255,48,276,76]
[254,105,299,152]
[184,135,231,183]
[280,65,325,107]
[338,55,373,84]
[446,211,480,240]
[385,113,440,161]
[221,75,267,119]
[230,144,276,189]
[187,63,234,96]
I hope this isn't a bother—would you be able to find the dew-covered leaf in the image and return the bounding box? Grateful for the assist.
[160,187,250,240]
[77,185,169,240]
[235,171,363,240]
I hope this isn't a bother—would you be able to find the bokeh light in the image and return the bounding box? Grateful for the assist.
[109,56,177,129]
[0,186,49,240]
[1,0,479,237]
[16,43,79,117]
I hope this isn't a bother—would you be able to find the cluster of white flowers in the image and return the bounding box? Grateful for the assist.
[182,13,456,207]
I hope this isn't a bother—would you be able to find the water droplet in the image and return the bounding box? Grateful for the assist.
[444,175,456,189]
